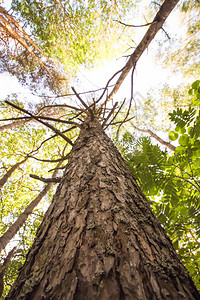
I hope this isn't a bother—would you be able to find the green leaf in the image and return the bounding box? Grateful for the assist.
[179,134,189,146]
[192,80,200,90]
[169,131,178,141]
[175,126,186,134]
[173,240,179,251]
[175,146,185,154]
[179,207,188,216]
[193,97,200,106]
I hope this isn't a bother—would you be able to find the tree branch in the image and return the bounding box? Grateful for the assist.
[131,124,176,151]
[102,102,118,127]
[113,19,155,28]
[30,174,61,183]
[71,87,94,120]
[5,101,74,145]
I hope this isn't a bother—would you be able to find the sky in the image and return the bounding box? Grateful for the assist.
[0,0,187,112]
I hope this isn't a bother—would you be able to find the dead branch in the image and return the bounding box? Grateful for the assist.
[110,116,135,126]
[28,153,70,163]
[71,87,94,120]
[5,101,74,145]
[38,104,85,113]
[104,98,126,129]
[113,19,156,27]
[97,67,125,103]
[161,27,171,39]
[36,116,81,127]
[30,174,61,183]
[32,85,116,99]
[0,116,30,122]
[102,102,118,127]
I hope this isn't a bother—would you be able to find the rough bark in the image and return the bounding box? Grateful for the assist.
[132,124,176,151]
[6,119,200,299]
[0,162,61,252]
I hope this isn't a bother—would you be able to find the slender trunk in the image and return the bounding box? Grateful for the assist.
[0,247,16,297]
[132,124,176,151]
[107,0,179,100]
[0,162,62,252]
[6,120,199,299]
[0,157,28,189]
[0,119,32,132]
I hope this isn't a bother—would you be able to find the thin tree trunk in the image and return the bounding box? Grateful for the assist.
[0,119,33,132]
[6,120,200,299]
[132,124,176,151]
[0,157,28,189]
[0,247,16,297]
[0,162,62,252]
[107,0,179,100]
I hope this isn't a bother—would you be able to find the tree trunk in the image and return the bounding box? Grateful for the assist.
[0,247,16,297]
[0,157,28,189]
[0,162,62,252]
[6,119,200,299]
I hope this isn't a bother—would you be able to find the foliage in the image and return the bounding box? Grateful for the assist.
[157,0,200,77]
[0,0,139,92]
[118,81,200,289]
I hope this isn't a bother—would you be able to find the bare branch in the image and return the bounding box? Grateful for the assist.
[97,67,125,103]
[113,19,155,28]
[5,101,74,145]
[131,124,176,151]
[36,116,81,127]
[30,174,61,183]
[28,153,69,163]
[110,116,135,125]
[161,27,171,39]
[104,98,126,129]
[38,104,84,113]
[71,87,94,120]
[102,102,118,127]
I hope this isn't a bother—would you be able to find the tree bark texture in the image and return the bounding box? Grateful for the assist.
[6,119,200,299]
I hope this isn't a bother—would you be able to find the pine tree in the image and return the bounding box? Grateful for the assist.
[2,0,200,298]
[6,115,200,299]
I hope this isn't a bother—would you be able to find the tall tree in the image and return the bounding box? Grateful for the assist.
[6,115,200,299]
[1,0,200,298]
